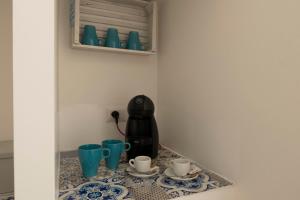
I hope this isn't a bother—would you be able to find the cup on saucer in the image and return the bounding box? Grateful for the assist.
[129,156,157,173]
[171,158,191,177]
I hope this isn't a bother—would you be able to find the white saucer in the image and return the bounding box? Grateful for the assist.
[164,165,201,181]
[126,166,160,178]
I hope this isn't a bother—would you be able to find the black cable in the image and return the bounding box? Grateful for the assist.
[116,123,126,136]
[111,111,126,137]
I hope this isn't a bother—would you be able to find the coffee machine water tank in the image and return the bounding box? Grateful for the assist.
[125,95,159,160]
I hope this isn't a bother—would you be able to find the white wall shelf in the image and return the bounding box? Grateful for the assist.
[70,0,157,56]
[72,44,156,55]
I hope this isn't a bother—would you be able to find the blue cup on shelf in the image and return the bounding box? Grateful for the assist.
[81,25,100,46]
[102,140,131,170]
[105,28,121,48]
[78,144,110,178]
[127,31,142,50]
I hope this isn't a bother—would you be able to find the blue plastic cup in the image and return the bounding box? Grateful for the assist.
[102,140,131,170]
[78,144,110,178]
[127,31,142,50]
[81,25,100,46]
[105,28,121,48]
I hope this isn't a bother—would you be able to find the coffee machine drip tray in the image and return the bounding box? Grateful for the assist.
[131,137,153,145]
[127,137,155,159]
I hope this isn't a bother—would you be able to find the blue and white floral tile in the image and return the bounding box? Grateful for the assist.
[59,182,128,200]
[157,173,212,193]
[60,157,88,191]
[166,189,184,199]
[60,147,232,199]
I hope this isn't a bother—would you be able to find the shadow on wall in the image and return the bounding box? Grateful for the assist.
[0,0,14,196]
[0,0,13,142]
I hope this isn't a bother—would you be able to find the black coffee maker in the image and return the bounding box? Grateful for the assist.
[126,95,159,160]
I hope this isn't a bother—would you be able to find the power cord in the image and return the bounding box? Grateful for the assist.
[111,111,126,136]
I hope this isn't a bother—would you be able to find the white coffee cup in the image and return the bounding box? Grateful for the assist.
[129,156,156,173]
[171,158,191,177]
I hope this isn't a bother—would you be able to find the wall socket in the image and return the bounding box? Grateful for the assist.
[105,106,128,123]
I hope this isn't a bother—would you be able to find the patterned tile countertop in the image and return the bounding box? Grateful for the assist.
[59,147,232,200]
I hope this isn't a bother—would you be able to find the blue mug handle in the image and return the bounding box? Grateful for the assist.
[102,148,111,159]
[124,142,131,152]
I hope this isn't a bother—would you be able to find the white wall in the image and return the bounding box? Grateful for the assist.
[58,0,157,151]
[0,0,13,142]
[158,0,300,200]
[13,0,57,199]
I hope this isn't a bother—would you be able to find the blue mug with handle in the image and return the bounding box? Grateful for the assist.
[78,144,110,178]
[105,28,121,48]
[81,25,100,46]
[102,140,131,170]
[127,31,142,50]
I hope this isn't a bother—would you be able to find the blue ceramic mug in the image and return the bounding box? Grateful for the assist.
[78,144,110,178]
[81,25,100,46]
[127,31,142,50]
[102,140,131,170]
[105,28,121,48]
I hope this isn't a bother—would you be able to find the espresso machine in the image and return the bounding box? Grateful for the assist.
[125,95,159,160]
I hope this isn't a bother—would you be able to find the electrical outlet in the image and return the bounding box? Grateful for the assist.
[105,106,128,123]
